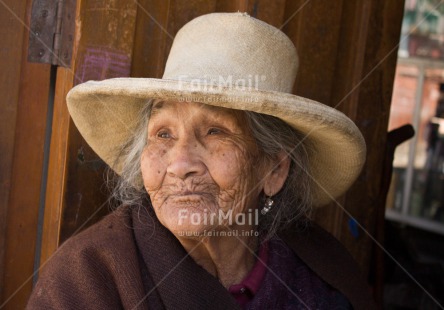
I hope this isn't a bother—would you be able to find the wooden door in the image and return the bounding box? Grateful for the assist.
[0,0,52,307]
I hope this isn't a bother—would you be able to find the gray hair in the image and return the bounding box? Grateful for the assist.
[110,102,312,238]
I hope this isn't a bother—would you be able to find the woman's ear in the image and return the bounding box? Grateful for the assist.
[263,151,290,196]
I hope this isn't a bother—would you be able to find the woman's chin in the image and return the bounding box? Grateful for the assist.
[156,203,221,233]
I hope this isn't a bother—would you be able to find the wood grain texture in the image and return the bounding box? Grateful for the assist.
[0,0,28,301]
[39,67,73,268]
[131,0,173,78]
[284,0,344,105]
[340,0,405,275]
[2,65,51,309]
[282,0,347,239]
[216,0,248,13]
[1,0,52,307]
[245,0,286,27]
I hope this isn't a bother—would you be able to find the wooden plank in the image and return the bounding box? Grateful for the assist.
[2,66,51,309]
[164,0,217,36]
[58,125,110,243]
[216,0,248,12]
[0,1,49,309]
[219,0,287,28]
[245,0,286,27]
[309,0,372,239]
[327,0,376,269]
[281,0,346,238]
[39,67,73,266]
[1,0,52,306]
[339,0,405,275]
[283,0,344,105]
[73,0,138,84]
[0,0,28,301]
[312,1,373,242]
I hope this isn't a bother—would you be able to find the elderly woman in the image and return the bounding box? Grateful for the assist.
[28,12,376,309]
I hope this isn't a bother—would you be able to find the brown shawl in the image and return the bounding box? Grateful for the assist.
[27,206,376,309]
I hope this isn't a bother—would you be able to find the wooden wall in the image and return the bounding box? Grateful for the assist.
[0,0,405,308]
[0,0,51,307]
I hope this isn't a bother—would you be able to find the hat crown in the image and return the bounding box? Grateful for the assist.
[163,13,298,93]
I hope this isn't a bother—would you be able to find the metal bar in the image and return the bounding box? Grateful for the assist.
[398,56,444,69]
[386,209,444,235]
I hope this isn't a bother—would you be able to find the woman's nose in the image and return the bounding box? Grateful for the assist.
[166,137,206,179]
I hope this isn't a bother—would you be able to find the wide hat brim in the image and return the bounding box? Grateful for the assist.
[67,77,366,207]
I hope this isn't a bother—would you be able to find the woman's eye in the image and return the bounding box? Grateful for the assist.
[208,128,222,135]
[157,131,170,139]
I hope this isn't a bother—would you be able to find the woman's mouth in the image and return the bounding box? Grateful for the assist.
[170,192,205,200]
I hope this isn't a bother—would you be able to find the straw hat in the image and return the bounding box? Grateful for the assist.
[67,12,366,207]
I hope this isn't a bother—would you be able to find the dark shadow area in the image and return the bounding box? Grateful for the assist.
[384,220,444,309]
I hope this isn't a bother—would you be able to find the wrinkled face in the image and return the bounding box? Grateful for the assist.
[141,101,268,237]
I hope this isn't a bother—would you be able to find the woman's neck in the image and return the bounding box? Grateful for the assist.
[177,230,259,288]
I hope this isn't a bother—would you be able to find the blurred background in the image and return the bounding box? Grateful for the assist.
[385,0,444,308]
